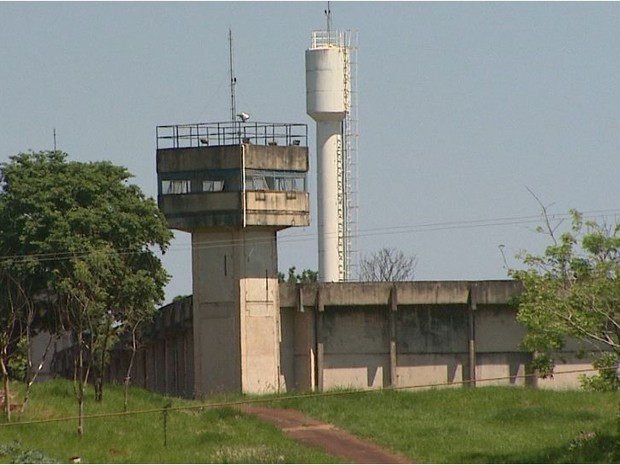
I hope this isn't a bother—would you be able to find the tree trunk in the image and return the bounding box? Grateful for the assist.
[124,324,140,412]
[21,334,53,414]
[94,314,113,402]
[77,341,84,436]
[78,391,84,437]
[0,355,11,422]
[75,331,89,436]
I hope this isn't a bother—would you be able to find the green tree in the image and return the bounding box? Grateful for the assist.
[0,262,51,417]
[0,151,172,433]
[510,208,620,387]
[278,267,318,284]
[0,266,29,421]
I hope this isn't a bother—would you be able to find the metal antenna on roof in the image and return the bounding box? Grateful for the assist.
[325,1,332,37]
[228,28,237,122]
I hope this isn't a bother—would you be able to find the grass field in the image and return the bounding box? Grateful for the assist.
[271,386,620,463]
[0,380,340,464]
[0,380,618,463]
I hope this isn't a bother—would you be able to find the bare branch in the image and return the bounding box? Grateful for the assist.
[525,186,563,245]
[360,247,417,282]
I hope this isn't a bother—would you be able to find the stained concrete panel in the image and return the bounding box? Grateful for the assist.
[475,353,528,386]
[160,192,241,214]
[192,230,242,396]
[322,307,389,355]
[396,281,469,305]
[196,310,241,395]
[323,354,389,389]
[193,232,234,303]
[293,355,313,390]
[396,305,468,353]
[396,354,465,388]
[279,308,296,391]
[280,281,521,308]
[475,306,527,353]
[244,281,277,304]
[244,145,308,171]
[157,146,243,172]
[293,311,315,354]
[292,310,315,390]
[243,315,280,392]
[472,280,523,304]
[240,232,278,278]
[319,283,392,306]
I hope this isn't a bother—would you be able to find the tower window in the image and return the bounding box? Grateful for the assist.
[202,180,224,192]
[162,180,190,194]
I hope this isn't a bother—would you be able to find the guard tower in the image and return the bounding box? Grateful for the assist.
[156,122,309,395]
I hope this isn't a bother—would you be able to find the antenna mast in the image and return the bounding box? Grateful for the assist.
[325,1,332,36]
[228,29,237,121]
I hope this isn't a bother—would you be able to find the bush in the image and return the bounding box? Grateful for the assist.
[565,430,620,463]
[0,441,58,464]
[580,353,620,392]
[7,338,28,383]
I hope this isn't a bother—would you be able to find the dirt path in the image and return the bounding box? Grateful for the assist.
[238,405,412,464]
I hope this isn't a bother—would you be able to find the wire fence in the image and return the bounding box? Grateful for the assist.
[0,364,610,429]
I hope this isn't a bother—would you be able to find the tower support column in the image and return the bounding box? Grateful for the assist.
[317,120,343,282]
[191,229,281,396]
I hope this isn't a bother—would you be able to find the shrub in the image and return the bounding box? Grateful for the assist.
[580,353,620,392]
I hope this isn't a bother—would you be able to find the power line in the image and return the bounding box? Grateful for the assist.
[1,207,619,265]
[0,365,608,429]
[169,207,620,252]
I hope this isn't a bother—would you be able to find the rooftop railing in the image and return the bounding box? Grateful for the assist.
[156,122,308,150]
[310,30,354,49]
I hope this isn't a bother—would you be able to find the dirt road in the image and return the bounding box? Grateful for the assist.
[238,405,412,464]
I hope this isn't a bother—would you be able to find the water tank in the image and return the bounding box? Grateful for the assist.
[305,47,346,121]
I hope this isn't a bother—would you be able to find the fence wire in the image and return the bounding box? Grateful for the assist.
[0,365,610,429]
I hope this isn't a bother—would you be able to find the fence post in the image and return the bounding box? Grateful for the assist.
[389,285,398,388]
[315,287,325,392]
[467,286,477,388]
[161,399,172,447]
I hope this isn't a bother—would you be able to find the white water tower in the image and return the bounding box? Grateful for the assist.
[305,27,358,282]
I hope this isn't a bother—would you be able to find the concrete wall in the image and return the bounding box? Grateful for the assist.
[192,230,241,395]
[157,143,310,231]
[279,280,596,392]
[104,280,599,398]
[244,145,308,171]
[106,296,194,398]
[159,190,309,230]
[395,305,468,389]
[191,228,282,397]
[244,191,309,228]
[157,144,308,173]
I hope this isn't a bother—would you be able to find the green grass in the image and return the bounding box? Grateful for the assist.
[0,380,340,464]
[270,386,620,463]
[1,381,619,463]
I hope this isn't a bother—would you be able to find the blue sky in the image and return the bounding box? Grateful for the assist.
[2,2,620,302]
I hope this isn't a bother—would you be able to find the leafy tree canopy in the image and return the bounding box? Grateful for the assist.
[510,208,620,380]
[0,150,173,429]
[0,151,173,328]
[278,267,318,284]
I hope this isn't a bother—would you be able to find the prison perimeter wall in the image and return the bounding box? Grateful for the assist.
[99,280,595,397]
